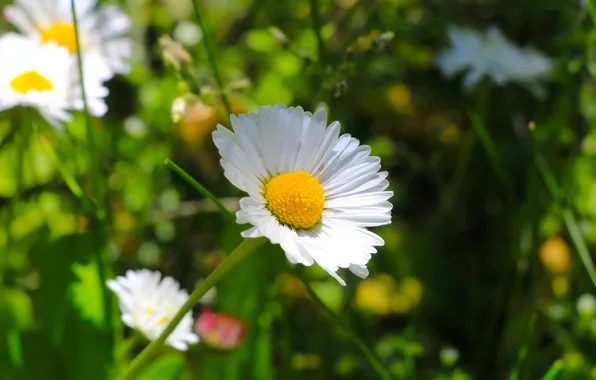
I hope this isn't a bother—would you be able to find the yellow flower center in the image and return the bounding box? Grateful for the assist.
[264,170,325,230]
[40,23,79,53]
[9,71,54,94]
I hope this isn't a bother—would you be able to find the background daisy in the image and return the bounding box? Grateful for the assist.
[0,33,107,128]
[107,269,199,351]
[437,25,552,96]
[4,0,132,81]
[213,105,393,285]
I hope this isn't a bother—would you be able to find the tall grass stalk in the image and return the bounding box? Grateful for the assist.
[70,0,113,338]
[190,0,232,115]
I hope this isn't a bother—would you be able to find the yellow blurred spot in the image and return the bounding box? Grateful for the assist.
[179,102,218,145]
[528,121,536,131]
[349,31,379,54]
[355,276,393,315]
[291,354,322,370]
[540,236,572,275]
[386,84,412,113]
[401,277,423,307]
[355,275,424,315]
[279,273,307,298]
[552,276,568,296]
[114,210,135,232]
[440,124,461,144]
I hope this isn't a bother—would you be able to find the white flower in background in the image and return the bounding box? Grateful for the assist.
[0,33,107,128]
[4,0,132,81]
[213,105,393,285]
[577,293,596,318]
[437,26,552,96]
[107,269,199,351]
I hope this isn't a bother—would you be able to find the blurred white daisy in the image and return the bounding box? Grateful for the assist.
[437,26,552,96]
[4,0,132,81]
[0,33,108,128]
[213,105,393,285]
[107,269,199,351]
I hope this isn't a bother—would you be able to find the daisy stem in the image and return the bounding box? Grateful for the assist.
[70,0,114,345]
[69,0,105,223]
[535,154,596,291]
[164,159,235,222]
[190,0,232,115]
[116,237,267,380]
[297,273,394,380]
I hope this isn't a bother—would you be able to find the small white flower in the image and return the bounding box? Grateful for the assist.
[213,105,393,285]
[577,293,596,318]
[107,269,199,351]
[4,0,132,81]
[173,21,202,47]
[437,26,552,96]
[0,33,107,128]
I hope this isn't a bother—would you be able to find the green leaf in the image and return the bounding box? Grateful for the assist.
[25,233,114,380]
[138,354,188,380]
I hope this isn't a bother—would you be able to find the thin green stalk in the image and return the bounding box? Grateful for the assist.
[468,111,515,201]
[308,0,327,70]
[70,0,104,221]
[190,0,232,115]
[535,154,596,290]
[165,159,235,222]
[116,237,267,380]
[541,360,563,380]
[70,0,113,340]
[296,273,393,380]
[509,313,536,380]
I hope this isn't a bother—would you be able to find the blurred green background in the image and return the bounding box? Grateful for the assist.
[3,0,596,379]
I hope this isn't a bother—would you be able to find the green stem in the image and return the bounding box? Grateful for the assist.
[308,0,327,70]
[70,0,113,340]
[70,0,104,221]
[164,159,235,222]
[535,154,596,290]
[541,360,563,380]
[468,111,515,202]
[190,0,232,115]
[297,273,394,380]
[116,237,267,380]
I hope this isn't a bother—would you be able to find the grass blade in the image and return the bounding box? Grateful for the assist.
[468,111,515,201]
[190,0,232,115]
[165,159,235,222]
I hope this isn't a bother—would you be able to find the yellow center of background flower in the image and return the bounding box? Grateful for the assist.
[264,170,325,230]
[41,23,79,53]
[9,71,54,94]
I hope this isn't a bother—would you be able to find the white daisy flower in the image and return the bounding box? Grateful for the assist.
[107,269,199,351]
[213,105,393,285]
[0,33,108,128]
[4,0,132,81]
[437,26,552,96]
